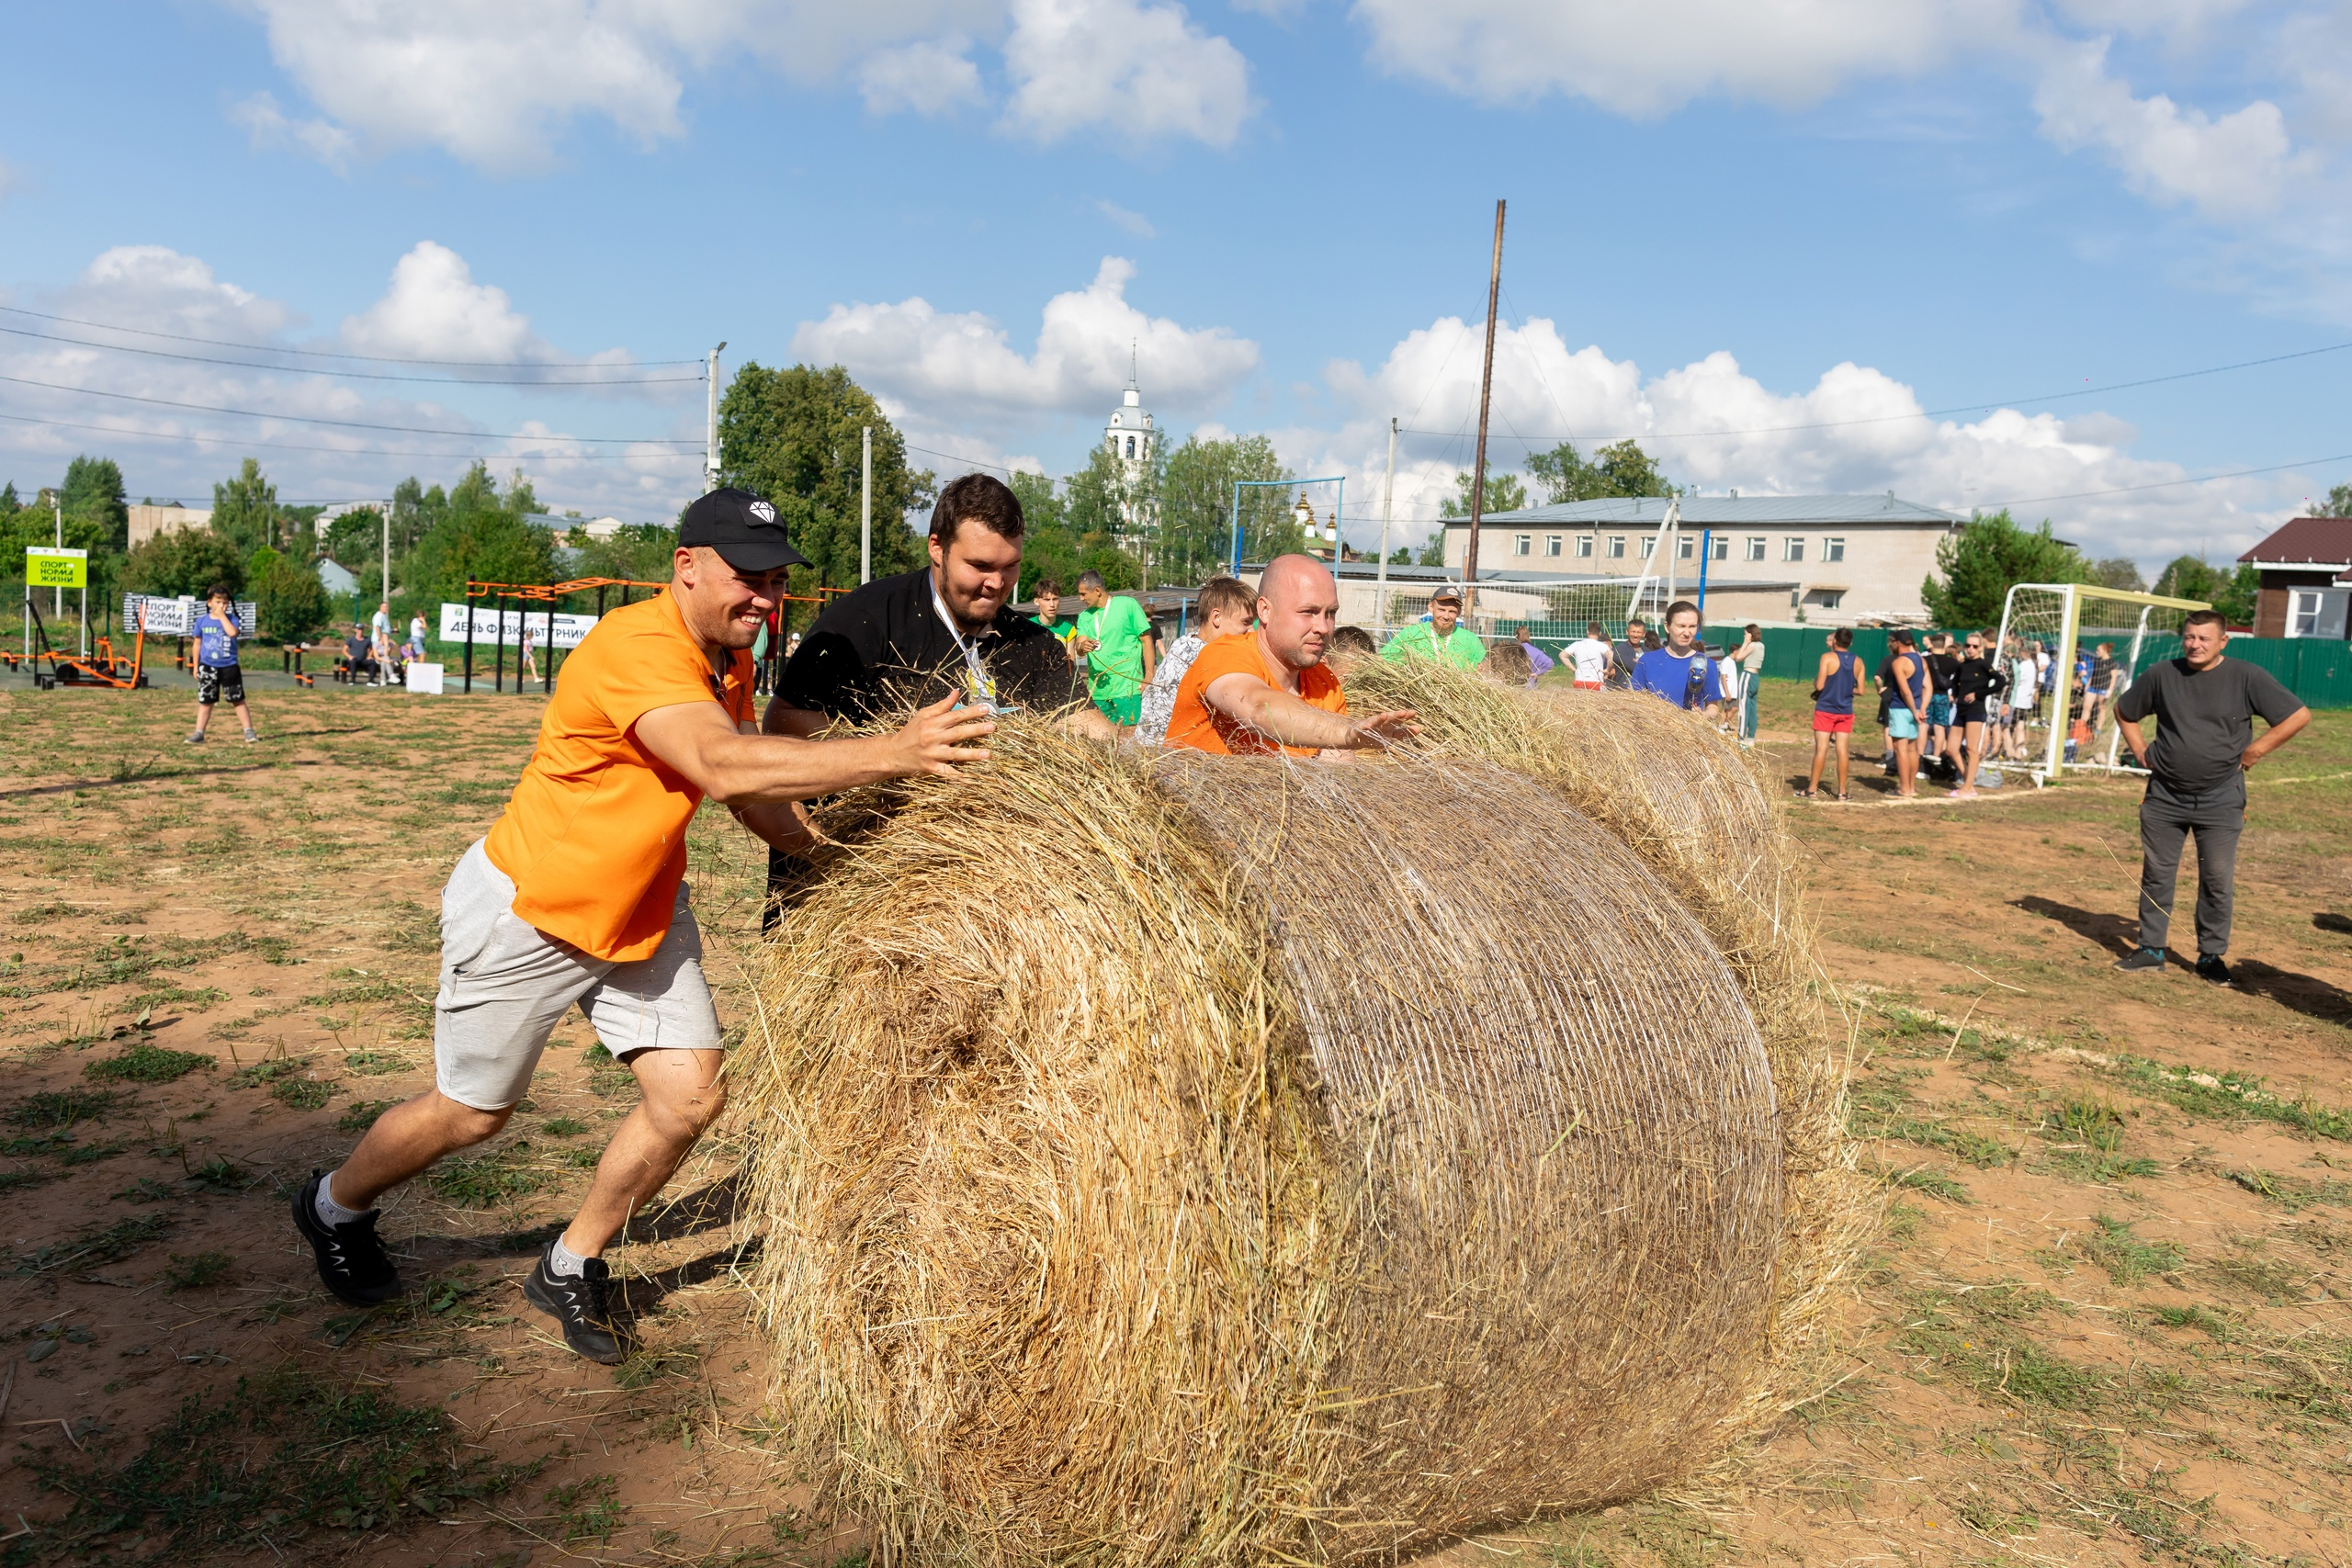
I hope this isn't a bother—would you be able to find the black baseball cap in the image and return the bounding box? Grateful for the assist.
[679,488,808,572]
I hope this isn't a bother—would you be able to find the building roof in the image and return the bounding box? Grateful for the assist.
[1459,493,1964,527]
[2239,515,2352,570]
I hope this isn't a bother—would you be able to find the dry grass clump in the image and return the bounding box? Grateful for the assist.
[1343,658,1869,1433]
[734,721,1783,1565]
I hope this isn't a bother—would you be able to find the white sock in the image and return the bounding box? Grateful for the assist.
[548,1236,592,1278]
[314,1170,373,1227]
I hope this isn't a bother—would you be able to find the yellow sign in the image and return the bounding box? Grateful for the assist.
[26,547,86,590]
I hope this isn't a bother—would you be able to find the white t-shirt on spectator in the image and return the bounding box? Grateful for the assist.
[1566,637,1611,683]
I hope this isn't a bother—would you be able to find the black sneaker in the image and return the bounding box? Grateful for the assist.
[291,1170,402,1306]
[2196,953,2233,987]
[523,1245,626,1364]
[2113,946,2167,973]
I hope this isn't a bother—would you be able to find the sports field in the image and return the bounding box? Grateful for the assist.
[1,677,2348,1565]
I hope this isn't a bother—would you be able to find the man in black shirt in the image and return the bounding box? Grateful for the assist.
[761,473,1116,918]
[2111,609,2309,984]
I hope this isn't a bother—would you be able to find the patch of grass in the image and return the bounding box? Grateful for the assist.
[378,900,440,953]
[426,1144,550,1208]
[186,1157,249,1194]
[539,1115,589,1137]
[163,1250,232,1290]
[0,1169,54,1194]
[2210,1248,2304,1304]
[29,1366,534,1551]
[1896,1283,2108,1412]
[113,1177,175,1203]
[7,1089,121,1128]
[15,1213,172,1275]
[2081,1213,2187,1286]
[2150,1303,2236,1341]
[343,1050,408,1076]
[84,1041,214,1084]
[2228,1167,2352,1212]
[60,1141,124,1166]
[127,983,228,1013]
[304,975,403,1007]
[230,1054,336,1109]
[336,1099,396,1133]
[272,1077,335,1111]
[10,901,93,925]
[547,1472,628,1544]
[2108,1054,2352,1141]
[1883,1166,1971,1203]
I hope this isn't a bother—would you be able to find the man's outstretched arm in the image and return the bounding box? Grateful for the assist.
[636,692,993,806]
[1202,672,1416,752]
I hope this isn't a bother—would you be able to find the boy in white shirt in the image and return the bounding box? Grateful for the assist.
[1565,620,1613,690]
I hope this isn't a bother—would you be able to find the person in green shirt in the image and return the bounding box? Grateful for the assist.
[1031,580,1077,661]
[1381,588,1487,669]
[1070,570,1156,726]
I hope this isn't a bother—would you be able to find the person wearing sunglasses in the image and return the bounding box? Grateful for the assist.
[1947,631,2006,797]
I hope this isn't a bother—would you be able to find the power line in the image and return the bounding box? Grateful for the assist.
[1980,453,2352,509]
[0,372,701,444]
[902,442,1015,477]
[0,303,704,368]
[1399,338,2352,446]
[0,322,704,386]
[0,409,701,464]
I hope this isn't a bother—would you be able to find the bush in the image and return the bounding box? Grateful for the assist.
[121,528,244,601]
[255,554,332,644]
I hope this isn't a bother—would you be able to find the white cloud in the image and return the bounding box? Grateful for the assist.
[791,255,1259,426]
[340,242,554,363]
[1095,198,1156,237]
[1306,315,2299,570]
[2032,37,2314,220]
[858,38,986,114]
[1000,0,1255,144]
[226,90,356,172]
[1344,0,2016,116]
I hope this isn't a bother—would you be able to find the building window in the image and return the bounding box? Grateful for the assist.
[1710,536,1728,561]
[1783,536,1805,562]
[1125,435,1136,459]
[1746,536,1766,561]
[1513,534,1532,556]
[1639,536,1656,558]
[1608,536,1626,558]
[1545,534,1563,557]
[1814,591,1845,611]
[1577,535,1595,558]
[1677,535,1694,560]
[1824,536,1846,563]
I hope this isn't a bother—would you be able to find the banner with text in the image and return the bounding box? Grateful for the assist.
[438,603,599,649]
[123,594,257,637]
[27,547,86,589]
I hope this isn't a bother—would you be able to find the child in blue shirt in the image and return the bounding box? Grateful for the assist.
[189,585,258,744]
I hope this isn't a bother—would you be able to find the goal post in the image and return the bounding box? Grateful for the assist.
[1994,582,2211,784]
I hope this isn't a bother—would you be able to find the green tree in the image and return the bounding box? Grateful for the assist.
[1015,448,1146,596]
[121,527,246,600]
[254,553,331,643]
[1922,509,2087,626]
[1416,532,1448,568]
[0,481,18,520]
[322,507,387,578]
[1157,433,1292,583]
[211,459,282,556]
[718,363,935,625]
[2087,557,2145,592]
[2152,555,2258,624]
[401,463,559,608]
[61,456,129,550]
[1439,469,1529,518]
[1525,438,1674,503]
[2316,481,2352,518]
[1387,546,1411,565]
[567,523,678,586]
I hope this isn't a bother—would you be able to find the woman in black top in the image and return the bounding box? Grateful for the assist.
[1947,631,2007,797]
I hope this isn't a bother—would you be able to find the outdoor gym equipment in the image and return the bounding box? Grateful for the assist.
[16,595,148,691]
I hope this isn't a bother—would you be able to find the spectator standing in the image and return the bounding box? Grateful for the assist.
[2111,610,2310,983]
[1031,581,1077,662]
[2085,641,2121,733]
[372,599,392,649]
[1947,631,2007,798]
[187,585,258,744]
[1885,629,1929,797]
[1799,628,1860,801]
[1628,601,1724,717]
[1510,626,1555,687]
[1609,618,1650,689]
[1381,589,1487,668]
[1135,577,1254,747]
[2007,638,2041,761]
[1070,570,1156,727]
[519,623,539,685]
[405,611,429,663]
[1564,621,1613,689]
[1923,632,1960,773]
[1732,624,1768,743]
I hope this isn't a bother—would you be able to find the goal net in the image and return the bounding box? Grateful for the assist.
[1369,578,1679,648]
[1995,582,2209,783]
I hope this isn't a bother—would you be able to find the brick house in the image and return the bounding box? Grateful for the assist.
[2238,516,2352,639]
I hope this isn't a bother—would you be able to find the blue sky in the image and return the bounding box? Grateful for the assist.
[3,0,2347,571]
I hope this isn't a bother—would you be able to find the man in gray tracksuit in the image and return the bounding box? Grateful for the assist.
[2111,608,2309,985]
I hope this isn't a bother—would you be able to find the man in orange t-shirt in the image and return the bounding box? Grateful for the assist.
[1164,553,1418,758]
[293,489,997,1364]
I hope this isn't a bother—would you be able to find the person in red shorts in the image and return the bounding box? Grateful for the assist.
[1800,626,1861,801]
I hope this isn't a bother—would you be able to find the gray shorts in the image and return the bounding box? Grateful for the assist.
[433,840,722,1111]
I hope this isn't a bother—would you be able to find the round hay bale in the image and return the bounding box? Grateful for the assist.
[1341,658,1869,1434]
[736,728,1784,1566]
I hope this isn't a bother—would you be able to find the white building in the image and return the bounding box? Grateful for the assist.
[1103,366,1156,538]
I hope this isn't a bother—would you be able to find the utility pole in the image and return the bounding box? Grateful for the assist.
[1376,416,1397,637]
[1460,199,1505,622]
[860,425,873,585]
[705,343,727,495]
[381,499,391,612]
[52,492,62,621]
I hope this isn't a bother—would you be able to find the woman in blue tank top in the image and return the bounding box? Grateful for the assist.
[1801,629,1861,800]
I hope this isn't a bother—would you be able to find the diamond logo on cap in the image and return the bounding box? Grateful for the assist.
[750,500,776,525]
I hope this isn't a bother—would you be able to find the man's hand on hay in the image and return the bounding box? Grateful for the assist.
[1350,709,1420,749]
[635,693,994,803]
[891,694,999,776]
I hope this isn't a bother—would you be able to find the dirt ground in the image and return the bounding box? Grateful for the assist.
[1,675,2348,1566]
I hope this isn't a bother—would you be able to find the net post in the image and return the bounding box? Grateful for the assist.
[2046,585,2081,781]
[2105,604,2153,769]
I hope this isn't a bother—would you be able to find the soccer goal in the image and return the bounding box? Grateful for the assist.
[1995,582,2211,784]
[1372,577,1671,646]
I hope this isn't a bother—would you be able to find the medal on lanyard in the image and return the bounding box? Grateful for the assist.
[931,580,1009,713]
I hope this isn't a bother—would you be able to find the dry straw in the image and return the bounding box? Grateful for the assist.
[734,681,1850,1565]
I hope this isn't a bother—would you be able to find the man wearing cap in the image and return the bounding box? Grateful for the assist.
[292,489,996,1365]
[1380,589,1487,670]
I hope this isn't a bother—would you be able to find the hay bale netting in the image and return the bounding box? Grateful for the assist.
[1342,659,1867,1429]
[736,727,1784,1566]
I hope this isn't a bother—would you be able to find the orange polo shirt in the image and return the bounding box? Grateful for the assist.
[1163,631,1348,758]
[483,592,753,961]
